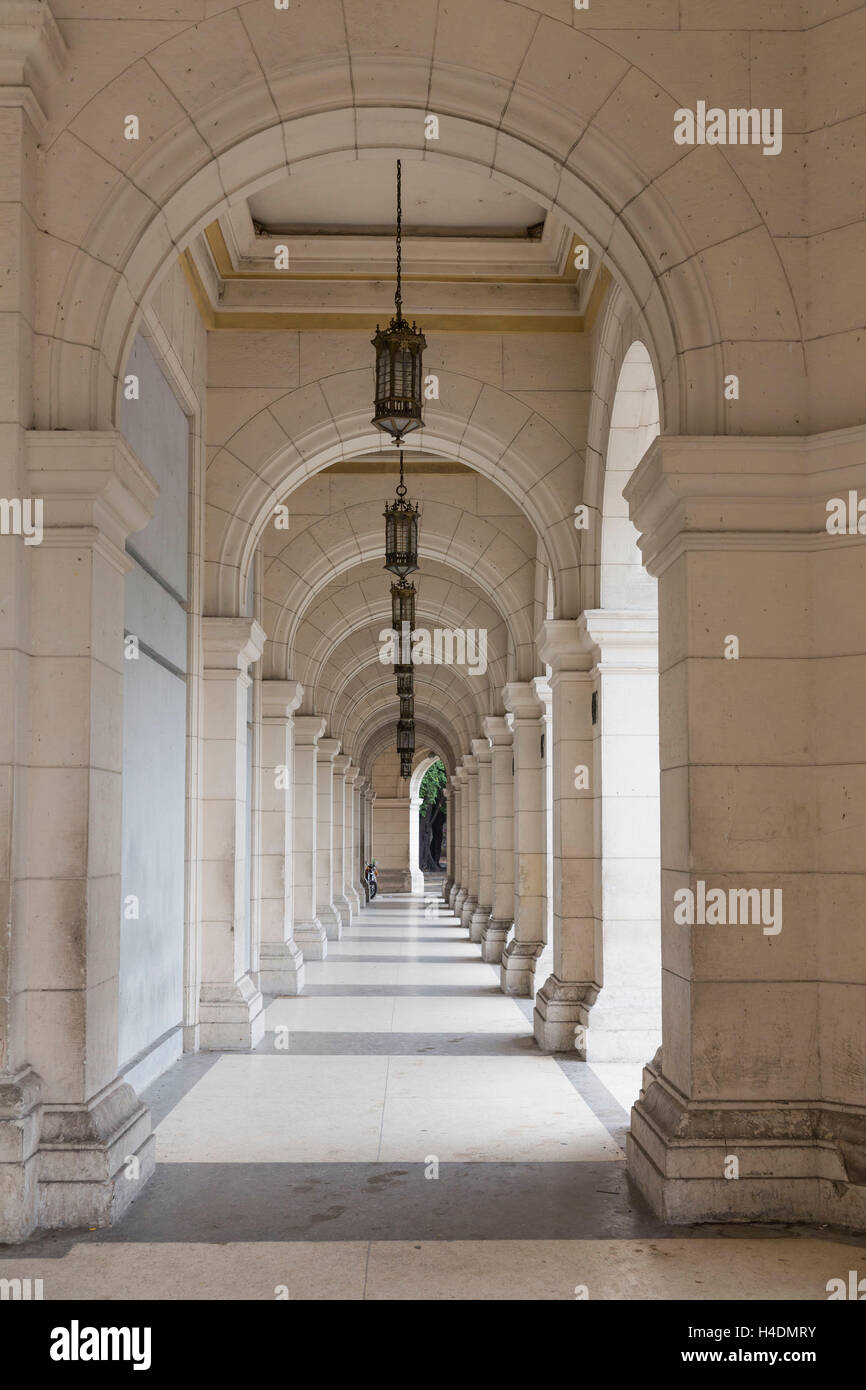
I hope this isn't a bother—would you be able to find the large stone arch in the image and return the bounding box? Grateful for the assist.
[263,510,537,681]
[215,406,576,619]
[43,44,764,440]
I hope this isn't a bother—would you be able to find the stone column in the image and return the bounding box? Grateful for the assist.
[363,784,376,893]
[331,753,353,928]
[292,715,327,960]
[481,716,514,963]
[536,675,554,987]
[316,737,342,938]
[355,775,368,903]
[408,792,425,893]
[582,612,661,1062]
[450,770,465,913]
[622,435,866,1228]
[15,431,157,1233]
[534,621,598,1053]
[258,680,305,996]
[0,16,68,1241]
[344,764,362,914]
[470,738,493,941]
[442,784,455,903]
[460,755,479,930]
[200,617,266,1050]
[500,683,547,995]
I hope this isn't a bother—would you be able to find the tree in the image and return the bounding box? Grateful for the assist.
[418,759,447,870]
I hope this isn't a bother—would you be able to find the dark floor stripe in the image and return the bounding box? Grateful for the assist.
[252,1031,539,1056]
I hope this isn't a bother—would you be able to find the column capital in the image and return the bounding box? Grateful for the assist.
[344,764,360,786]
[26,429,158,571]
[261,679,304,720]
[482,715,513,747]
[470,736,492,764]
[623,431,866,578]
[294,715,327,746]
[580,610,658,670]
[317,737,341,762]
[453,766,467,787]
[462,753,478,776]
[355,774,368,794]
[333,753,352,775]
[202,616,265,672]
[537,619,594,673]
[502,680,544,721]
[0,1,68,129]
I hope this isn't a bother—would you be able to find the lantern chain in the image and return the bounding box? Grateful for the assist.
[395,158,403,319]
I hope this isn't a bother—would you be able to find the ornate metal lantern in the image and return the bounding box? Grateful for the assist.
[391,580,416,632]
[395,666,414,696]
[399,693,415,721]
[372,160,427,443]
[384,451,420,578]
[397,718,415,759]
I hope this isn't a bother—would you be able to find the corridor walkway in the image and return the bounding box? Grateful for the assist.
[1,893,862,1299]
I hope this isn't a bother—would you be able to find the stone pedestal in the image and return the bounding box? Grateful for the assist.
[293,716,327,959]
[481,717,514,962]
[534,621,598,1053]
[500,683,547,996]
[623,433,866,1228]
[200,617,267,1049]
[259,681,305,996]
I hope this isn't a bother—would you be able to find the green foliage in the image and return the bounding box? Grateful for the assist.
[419,758,446,816]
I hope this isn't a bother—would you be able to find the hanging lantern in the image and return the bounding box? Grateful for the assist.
[372,160,427,443]
[384,451,420,578]
[397,719,415,758]
[399,693,415,721]
[391,580,416,632]
[395,666,414,696]
[400,757,413,780]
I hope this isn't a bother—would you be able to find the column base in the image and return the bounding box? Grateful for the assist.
[469,902,491,944]
[258,939,305,997]
[346,884,362,914]
[533,975,599,1053]
[449,883,460,912]
[481,918,512,964]
[200,973,265,1050]
[0,1067,42,1243]
[334,894,353,928]
[317,901,343,940]
[294,918,328,960]
[37,1078,154,1232]
[453,886,467,916]
[460,895,478,930]
[442,877,453,903]
[499,939,544,996]
[627,1056,866,1229]
[357,879,368,906]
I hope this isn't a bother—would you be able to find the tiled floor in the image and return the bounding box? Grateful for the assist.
[2,890,863,1299]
